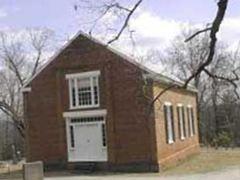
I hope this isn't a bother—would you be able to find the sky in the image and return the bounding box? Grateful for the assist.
[0,0,240,68]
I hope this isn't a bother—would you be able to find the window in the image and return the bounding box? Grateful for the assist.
[101,124,107,147]
[187,105,195,137]
[70,125,75,148]
[66,71,100,109]
[177,104,186,140]
[71,116,104,123]
[163,102,175,144]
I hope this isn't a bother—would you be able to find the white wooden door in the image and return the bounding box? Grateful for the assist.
[68,122,107,162]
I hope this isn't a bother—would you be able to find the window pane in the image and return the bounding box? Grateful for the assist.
[93,77,99,105]
[78,78,91,88]
[178,106,185,140]
[170,106,175,142]
[191,108,195,135]
[70,79,76,107]
[70,125,75,148]
[68,74,100,108]
[101,123,107,147]
[164,104,174,144]
[164,105,169,143]
[182,107,186,138]
[187,107,193,137]
[77,78,92,106]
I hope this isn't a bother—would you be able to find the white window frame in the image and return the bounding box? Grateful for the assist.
[66,70,100,109]
[187,105,194,137]
[177,104,185,140]
[164,102,174,144]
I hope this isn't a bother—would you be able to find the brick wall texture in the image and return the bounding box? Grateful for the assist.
[23,34,200,171]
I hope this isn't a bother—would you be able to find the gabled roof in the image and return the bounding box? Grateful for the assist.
[23,30,197,92]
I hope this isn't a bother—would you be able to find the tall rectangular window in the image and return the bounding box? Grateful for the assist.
[177,104,186,140]
[187,105,195,137]
[164,103,175,144]
[70,125,75,148]
[66,71,100,109]
[101,123,107,147]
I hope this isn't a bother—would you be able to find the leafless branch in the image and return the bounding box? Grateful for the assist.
[107,0,143,44]
[29,29,53,76]
[0,100,25,137]
[185,27,212,42]
[203,68,240,98]
[183,0,229,88]
[0,29,54,138]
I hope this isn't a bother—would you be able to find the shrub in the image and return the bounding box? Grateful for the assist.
[212,131,233,148]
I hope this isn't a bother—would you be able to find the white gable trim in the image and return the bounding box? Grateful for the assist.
[63,109,107,118]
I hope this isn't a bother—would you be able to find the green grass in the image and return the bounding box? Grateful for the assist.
[162,148,240,175]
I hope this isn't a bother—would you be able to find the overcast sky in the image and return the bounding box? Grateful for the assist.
[0,0,240,59]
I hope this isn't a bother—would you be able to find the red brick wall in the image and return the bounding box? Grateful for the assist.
[24,34,199,170]
[24,35,157,168]
[153,83,200,169]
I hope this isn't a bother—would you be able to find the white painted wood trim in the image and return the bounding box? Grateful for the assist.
[164,102,172,106]
[67,71,100,109]
[21,87,32,93]
[65,118,71,160]
[65,70,100,79]
[66,115,108,162]
[63,109,107,118]
[69,104,100,110]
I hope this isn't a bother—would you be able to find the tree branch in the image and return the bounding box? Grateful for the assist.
[0,100,25,137]
[183,0,229,88]
[203,68,240,98]
[185,27,212,42]
[107,0,143,44]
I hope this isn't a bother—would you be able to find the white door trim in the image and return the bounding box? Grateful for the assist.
[65,110,108,162]
[63,109,107,118]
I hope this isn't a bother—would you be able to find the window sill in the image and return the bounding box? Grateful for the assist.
[70,105,100,110]
[168,140,174,144]
[180,137,186,141]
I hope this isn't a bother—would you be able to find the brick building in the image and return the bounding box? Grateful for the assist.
[22,31,200,171]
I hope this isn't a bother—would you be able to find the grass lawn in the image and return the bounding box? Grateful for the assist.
[0,164,23,179]
[162,148,240,175]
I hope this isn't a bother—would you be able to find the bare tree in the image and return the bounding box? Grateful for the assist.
[74,0,235,91]
[0,29,55,137]
[161,28,240,144]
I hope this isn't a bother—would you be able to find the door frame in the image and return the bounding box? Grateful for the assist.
[64,109,108,162]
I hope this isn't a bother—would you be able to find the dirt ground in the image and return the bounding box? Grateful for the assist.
[0,148,240,180]
[45,167,240,180]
